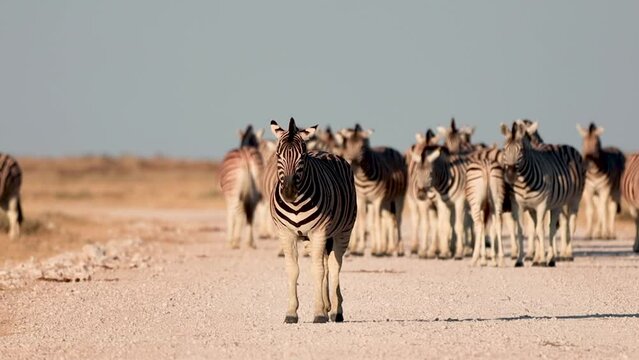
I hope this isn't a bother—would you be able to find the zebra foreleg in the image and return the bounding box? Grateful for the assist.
[583,188,595,240]
[453,200,465,260]
[631,207,639,253]
[281,234,300,323]
[493,212,505,267]
[407,197,420,255]
[434,201,452,259]
[607,198,618,240]
[546,209,560,267]
[7,196,21,240]
[595,192,610,239]
[309,234,329,323]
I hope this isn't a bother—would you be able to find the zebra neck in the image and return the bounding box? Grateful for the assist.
[432,161,452,195]
[356,149,380,180]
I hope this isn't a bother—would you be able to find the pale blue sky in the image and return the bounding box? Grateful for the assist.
[1,1,637,159]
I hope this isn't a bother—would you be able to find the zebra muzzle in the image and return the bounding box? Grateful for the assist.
[282,176,298,202]
[416,188,429,200]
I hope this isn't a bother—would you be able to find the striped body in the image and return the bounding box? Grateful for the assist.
[577,123,625,239]
[0,153,23,239]
[270,118,356,324]
[502,121,585,266]
[405,131,439,257]
[465,147,507,266]
[414,146,471,259]
[346,142,408,256]
[219,135,264,249]
[621,154,639,252]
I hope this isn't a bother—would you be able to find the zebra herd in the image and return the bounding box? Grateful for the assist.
[219,117,639,323]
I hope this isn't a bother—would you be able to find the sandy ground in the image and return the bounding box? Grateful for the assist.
[1,157,638,359]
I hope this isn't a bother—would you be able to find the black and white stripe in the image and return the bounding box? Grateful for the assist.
[501,121,586,266]
[0,153,23,239]
[340,124,408,257]
[270,118,356,324]
[577,123,626,239]
[405,129,439,257]
[412,145,471,260]
[621,153,639,253]
[465,146,507,266]
[219,125,264,249]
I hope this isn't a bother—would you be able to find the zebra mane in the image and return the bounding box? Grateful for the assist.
[240,125,259,148]
[588,122,597,134]
[288,118,297,142]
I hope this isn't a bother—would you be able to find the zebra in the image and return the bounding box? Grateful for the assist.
[270,118,357,324]
[621,154,639,253]
[576,123,625,239]
[501,121,586,266]
[410,144,473,260]
[340,124,408,257]
[307,126,342,155]
[255,130,277,239]
[219,125,264,249]
[437,118,476,154]
[0,154,23,239]
[405,129,440,257]
[464,146,508,266]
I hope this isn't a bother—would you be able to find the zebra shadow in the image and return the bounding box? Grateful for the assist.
[345,312,639,324]
[572,249,639,257]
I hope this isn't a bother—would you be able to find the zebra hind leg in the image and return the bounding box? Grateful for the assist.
[631,207,639,253]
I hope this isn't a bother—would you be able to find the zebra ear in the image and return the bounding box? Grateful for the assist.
[526,121,539,134]
[270,120,285,138]
[500,123,511,138]
[425,149,440,163]
[334,132,344,146]
[462,126,475,136]
[415,132,426,145]
[437,126,448,137]
[255,128,265,141]
[299,125,318,141]
[361,129,374,138]
[576,124,588,137]
[594,126,604,136]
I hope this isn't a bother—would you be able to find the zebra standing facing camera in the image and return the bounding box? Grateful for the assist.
[270,118,357,324]
[0,154,23,239]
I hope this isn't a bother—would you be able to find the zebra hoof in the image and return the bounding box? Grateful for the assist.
[284,315,298,324]
[438,253,452,260]
[525,256,533,261]
[313,315,329,324]
[277,252,284,258]
[514,260,524,268]
[531,261,542,267]
[410,249,419,255]
[454,254,464,261]
[547,259,556,267]
[397,252,405,257]
[330,313,344,322]
[562,256,574,262]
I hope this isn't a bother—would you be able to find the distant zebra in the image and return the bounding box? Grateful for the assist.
[255,131,277,240]
[501,121,585,266]
[576,123,625,239]
[219,125,264,249]
[270,118,357,324]
[621,154,639,253]
[307,126,342,155]
[464,146,507,266]
[405,129,440,257]
[411,145,470,259]
[0,154,23,239]
[437,118,476,154]
[340,124,408,257]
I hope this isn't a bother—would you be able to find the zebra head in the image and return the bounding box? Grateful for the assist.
[577,122,604,161]
[270,118,317,202]
[437,118,474,154]
[501,121,535,184]
[340,124,373,166]
[411,145,446,199]
[516,119,544,147]
[238,125,260,148]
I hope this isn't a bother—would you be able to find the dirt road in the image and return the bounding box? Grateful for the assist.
[1,208,639,359]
